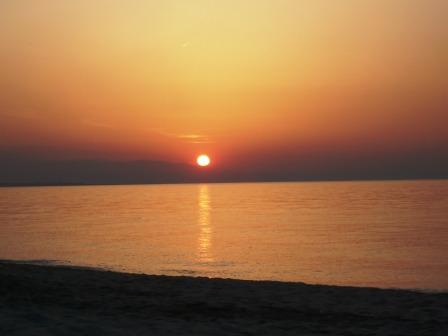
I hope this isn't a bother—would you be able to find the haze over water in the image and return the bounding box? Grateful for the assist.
[1,180,447,290]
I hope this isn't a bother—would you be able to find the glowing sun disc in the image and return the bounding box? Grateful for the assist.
[197,154,211,167]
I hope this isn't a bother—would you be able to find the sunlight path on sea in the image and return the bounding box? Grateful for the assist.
[197,184,213,263]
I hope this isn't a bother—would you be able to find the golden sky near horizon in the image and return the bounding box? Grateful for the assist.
[1,0,447,167]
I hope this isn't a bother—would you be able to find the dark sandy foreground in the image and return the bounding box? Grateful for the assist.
[0,262,447,336]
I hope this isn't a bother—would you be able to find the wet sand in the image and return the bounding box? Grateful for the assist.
[0,261,447,335]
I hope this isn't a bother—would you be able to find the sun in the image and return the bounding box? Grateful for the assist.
[197,154,211,167]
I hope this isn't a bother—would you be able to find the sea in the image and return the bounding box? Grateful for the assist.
[1,180,447,290]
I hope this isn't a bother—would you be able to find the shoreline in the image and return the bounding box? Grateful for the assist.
[1,261,447,335]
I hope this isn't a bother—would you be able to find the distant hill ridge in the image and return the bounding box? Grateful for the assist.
[1,156,447,187]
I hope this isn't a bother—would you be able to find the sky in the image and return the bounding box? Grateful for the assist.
[1,0,447,178]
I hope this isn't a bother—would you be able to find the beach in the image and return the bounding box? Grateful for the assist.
[1,261,446,335]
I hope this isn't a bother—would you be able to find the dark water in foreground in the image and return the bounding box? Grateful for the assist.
[1,180,447,290]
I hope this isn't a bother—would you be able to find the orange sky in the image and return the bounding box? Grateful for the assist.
[1,0,447,169]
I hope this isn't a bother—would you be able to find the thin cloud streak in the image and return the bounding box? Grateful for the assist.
[152,129,214,144]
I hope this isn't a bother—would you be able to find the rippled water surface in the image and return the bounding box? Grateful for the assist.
[1,180,447,289]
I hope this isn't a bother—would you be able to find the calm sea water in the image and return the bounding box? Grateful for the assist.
[1,180,447,290]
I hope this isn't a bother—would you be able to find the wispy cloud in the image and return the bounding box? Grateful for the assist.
[153,129,214,144]
[176,134,213,144]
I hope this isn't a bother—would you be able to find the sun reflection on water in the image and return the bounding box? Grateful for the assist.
[197,184,213,263]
